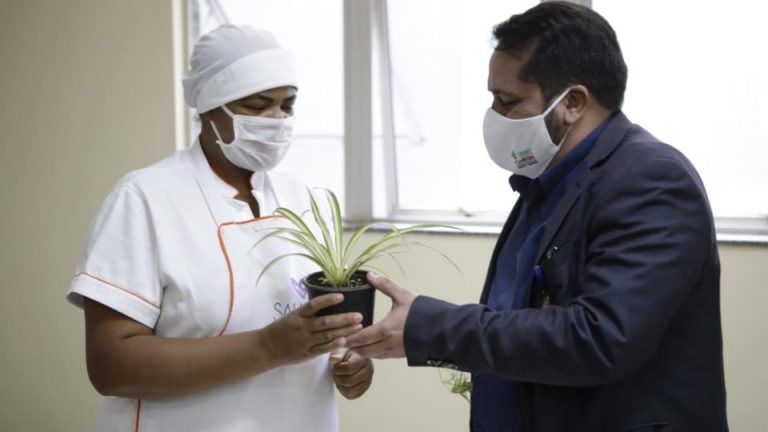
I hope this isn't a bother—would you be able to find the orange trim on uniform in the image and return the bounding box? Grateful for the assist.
[134,399,141,432]
[215,215,284,336]
[78,272,161,309]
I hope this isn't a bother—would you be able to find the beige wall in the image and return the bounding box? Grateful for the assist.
[1,1,766,431]
[0,1,176,430]
[337,236,768,432]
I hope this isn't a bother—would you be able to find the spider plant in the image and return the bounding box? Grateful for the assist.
[439,369,472,403]
[255,188,460,289]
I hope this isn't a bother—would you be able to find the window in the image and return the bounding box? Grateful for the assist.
[188,0,768,240]
[375,0,539,222]
[592,0,768,220]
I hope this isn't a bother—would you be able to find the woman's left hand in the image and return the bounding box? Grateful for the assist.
[329,349,374,400]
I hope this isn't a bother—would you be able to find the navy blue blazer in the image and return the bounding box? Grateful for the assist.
[404,112,729,431]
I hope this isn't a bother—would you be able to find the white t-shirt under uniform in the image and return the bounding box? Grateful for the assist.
[67,141,337,432]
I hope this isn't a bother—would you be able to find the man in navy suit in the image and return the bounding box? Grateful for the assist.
[347,2,728,431]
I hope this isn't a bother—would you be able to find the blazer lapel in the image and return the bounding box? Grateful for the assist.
[534,169,589,262]
[534,111,634,262]
[480,112,636,301]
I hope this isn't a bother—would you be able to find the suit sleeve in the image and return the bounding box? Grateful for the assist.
[403,155,714,387]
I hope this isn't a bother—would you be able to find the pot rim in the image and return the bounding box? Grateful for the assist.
[302,270,372,292]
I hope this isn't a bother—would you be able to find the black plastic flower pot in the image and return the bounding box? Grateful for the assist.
[303,270,375,327]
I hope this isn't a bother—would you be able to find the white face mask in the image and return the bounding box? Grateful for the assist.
[209,105,294,172]
[483,88,571,178]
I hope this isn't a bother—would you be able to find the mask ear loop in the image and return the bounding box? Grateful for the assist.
[544,88,573,146]
[209,120,229,145]
[221,104,237,118]
[543,87,572,117]
[209,104,236,145]
[556,126,573,147]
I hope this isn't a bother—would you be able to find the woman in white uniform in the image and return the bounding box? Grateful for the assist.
[67,24,373,432]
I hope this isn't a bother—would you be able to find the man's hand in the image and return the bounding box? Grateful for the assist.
[345,272,415,359]
[329,349,374,399]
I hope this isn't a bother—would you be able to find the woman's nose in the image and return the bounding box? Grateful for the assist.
[261,106,290,119]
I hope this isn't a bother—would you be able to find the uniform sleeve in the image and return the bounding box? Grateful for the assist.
[67,183,163,328]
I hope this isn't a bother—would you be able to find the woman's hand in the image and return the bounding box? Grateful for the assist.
[261,293,363,366]
[84,293,362,400]
[329,349,374,399]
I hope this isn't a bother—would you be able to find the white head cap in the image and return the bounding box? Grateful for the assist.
[183,24,297,114]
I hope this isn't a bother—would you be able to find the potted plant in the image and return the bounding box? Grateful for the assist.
[256,188,458,327]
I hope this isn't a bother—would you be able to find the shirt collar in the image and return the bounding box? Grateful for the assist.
[188,139,270,198]
[184,139,278,222]
[509,114,615,198]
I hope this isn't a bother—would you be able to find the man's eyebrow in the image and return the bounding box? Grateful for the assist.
[489,88,521,99]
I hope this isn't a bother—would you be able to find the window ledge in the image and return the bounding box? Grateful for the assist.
[345,214,768,245]
[715,218,768,245]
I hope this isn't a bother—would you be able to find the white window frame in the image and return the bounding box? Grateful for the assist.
[343,0,768,243]
[181,0,768,243]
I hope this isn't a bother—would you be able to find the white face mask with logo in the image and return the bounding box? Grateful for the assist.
[210,104,294,172]
[483,88,571,178]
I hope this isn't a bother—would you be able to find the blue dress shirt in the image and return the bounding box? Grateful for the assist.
[470,116,612,432]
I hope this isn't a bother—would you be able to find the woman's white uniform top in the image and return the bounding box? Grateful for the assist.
[67,141,337,432]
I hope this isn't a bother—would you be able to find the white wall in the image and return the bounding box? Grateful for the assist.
[1,1,766,431]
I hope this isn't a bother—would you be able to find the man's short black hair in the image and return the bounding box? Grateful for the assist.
[493,1,627,110]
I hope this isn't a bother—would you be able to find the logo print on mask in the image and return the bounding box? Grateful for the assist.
[291,278,308,299]
[512,149,538,169]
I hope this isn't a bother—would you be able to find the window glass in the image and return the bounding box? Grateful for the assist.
[384,0,540,215]
[593,0,768,218]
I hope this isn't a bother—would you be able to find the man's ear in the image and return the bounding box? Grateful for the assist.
[562,85,590,125]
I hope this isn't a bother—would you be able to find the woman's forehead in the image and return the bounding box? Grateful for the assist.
[237,86,297,102]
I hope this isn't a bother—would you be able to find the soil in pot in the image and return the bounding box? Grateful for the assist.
[303,270,375,327]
